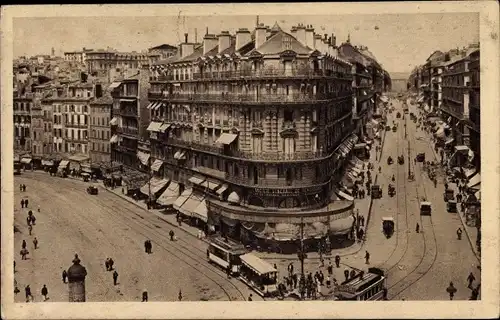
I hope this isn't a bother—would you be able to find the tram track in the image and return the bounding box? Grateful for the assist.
[19,174,247,301]
[385,114,439,300]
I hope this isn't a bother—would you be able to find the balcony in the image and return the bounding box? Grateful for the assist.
[225,175,326,188]
[113,108,137,117]
[165,138,224,154]
[190,69,352,81]
[281,121,296,131]
[65,123,89,129]
[116,126,139,136]
[228,150,327,162]
[114,144,137,153]
[165,92,352,104]
[148,91,167,99]
[65,137,88,144]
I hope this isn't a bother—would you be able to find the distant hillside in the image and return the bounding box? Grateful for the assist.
[390,72,410,80]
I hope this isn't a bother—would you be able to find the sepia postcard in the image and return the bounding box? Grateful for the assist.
[1,2,499,319]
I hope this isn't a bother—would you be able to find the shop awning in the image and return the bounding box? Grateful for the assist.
[380,96,389,103]
[329,215,355,235]
[445,138,454,145]
[137,151,150,165]
[200,179,221,191]
[434,126,445,139]
[193,200,208,222]
[188,176,205,186]
[173,189,193,210]
[110,135,119,143]
[81,166,92,174]
[215,133,238,145]
[159,123,171,133]
[147,121,163,132]
[465,168,477,179]
[109,82,122,90]
[467,173,481,189]
[120,98,135,103]
[216,184,229,195]
[69,154,90,163]
[240,253,277,275]
[153,102,163,110]
[58,160,69,168]
[150,159,164,172]
[417,96,424,103]
[455,145,470,153]
[336,190,354,201]
[371,119,379,126]
[174,150,186,160]
[140,177,169,196]
[349,166,361,175]
[354,143,366,150]
[109,117,118,126]
[20,157,32,164]
[178,193,204,218]
[157,182,180,206]
[147,102,158,109]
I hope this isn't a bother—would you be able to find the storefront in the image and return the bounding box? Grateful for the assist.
[20,156,33,169]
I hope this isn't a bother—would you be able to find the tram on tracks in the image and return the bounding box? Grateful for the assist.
[334,268,387,301]
[207,236,247,275]
[238,252,279,298]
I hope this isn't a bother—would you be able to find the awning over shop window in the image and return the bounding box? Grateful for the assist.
[150,159,164,172]
[174,189,193,210]
[465,168,477,179]
[467,173,481,189]
[178,193,204,218]
[193,200,209,222]
[216,184,229,195]
[41,160,54,166]
[58,160,69,168]
[159,123,171,133]
[120,98,135,102]
[110,135,119,143]
[137,151,150,165]
[153,103,163,110]
[240,253,277,275]
[200,179,221,191]
[81,166,92,174]
[215,133,238,145]
[380,96,389,103]
[434,126,445,139]
[329,215,355,235]
[188,176,205,186]
[109,82,122,90]
[455,145,470,153]
[157,182,180,206]
[146,102,157,109]
[354,143,366,150]
[109,117,118,126]
[174,150,186,160]
[336,190,354,202]
[69,155,90,163]
[140,177,169,197]
[147,121,163,132]
[20,157,32,164]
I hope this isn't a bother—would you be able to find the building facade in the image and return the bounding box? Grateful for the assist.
[64,48,94,64]
[148,44,178,60]
[13,88,33,154]
[86,50,148,79]
[146,23,359,245]
[90,94,113,164]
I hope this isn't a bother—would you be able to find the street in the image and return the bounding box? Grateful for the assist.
[14,173,252,302]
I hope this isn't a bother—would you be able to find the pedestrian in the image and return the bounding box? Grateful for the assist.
[319,270,324,286]
[446,282,457,300]
[444,182,448,190]
[23,184,26,192]
[148,240,152,253]
[334,255,340,268]
[33,237,38,249]
[109,258,114,270]
[359,228,365,241]
[292,273,298,289]
[350,269,356,279]
[361,216,365,227]
[326,275,331,288]
[37,206,41,213]
[25,198,29,207]
[25,285,33,302]
[178,290,183,301]
[169,230,175,241]
[144,240,149,253]
[344,269,349,281]
[416,223,420,233]
[28,225,33,235]
[248,294,253,301]
[105,258,110,271]
[365,251,370,264]
[112,270,119,285]
[20,248,29,260]
[22,240,27,250]
[21,199,25,209]
[41,284,48,301]
[288,262,294,277]
[14,261,16,273]
[20,184,23,192]
[467,272,476,289]
[319,250,324,267]
[142,289,148,302]
[62,270,68,283]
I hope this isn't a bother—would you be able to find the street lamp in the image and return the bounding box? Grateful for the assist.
[297,216,306,300]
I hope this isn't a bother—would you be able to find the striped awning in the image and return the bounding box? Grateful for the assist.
[147,121,163,132]
[150,159,164,172]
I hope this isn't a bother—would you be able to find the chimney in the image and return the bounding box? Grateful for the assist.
[296,23,306,46]
[332,36,337,47]
[203,33,218,55]
[305,25,315,49]
[236,28,251,51]
[255,24,267,49]
[180,33,194,58]
[314,34,322,51]
[266,26,271,39]
[218,31,231,54]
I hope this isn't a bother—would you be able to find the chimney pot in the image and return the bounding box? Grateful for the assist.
[184,33,188,43]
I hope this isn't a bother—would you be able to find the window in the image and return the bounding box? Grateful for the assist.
[252,136,263,153]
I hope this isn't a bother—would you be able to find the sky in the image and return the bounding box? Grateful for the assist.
[13,13,479,74]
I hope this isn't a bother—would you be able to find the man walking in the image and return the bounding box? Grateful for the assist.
[335,255,341,268]
[41,284,49,301]
[365,251,370,264]
[112,270,119,285]
[33,237,39,249]
[416,223,420,233]
[467,272,476,289]
[25,285,33,302]
[142,289,148,302]
[62,270,68,283]
[21,199,25,209]
[24,198,29,208]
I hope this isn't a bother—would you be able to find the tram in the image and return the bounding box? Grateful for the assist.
[238,252,279,297]
[334,268,387,301]
[207,236,247,275]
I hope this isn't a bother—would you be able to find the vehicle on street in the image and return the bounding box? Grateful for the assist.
[86,185,98,195]
[443,189,455,202]
[334,268,387,301]
[382,217,395,238]
[392,125,397,132]
[82,172,91,182]
[398,155,404,165]
[447,200,457,213]
[385,125,391,131]
[238,253,279,297]
[420,201,432,216]
[387,156,393,165]
[207,236,247,275]
[416,152,426,162]
[371,185,382,199]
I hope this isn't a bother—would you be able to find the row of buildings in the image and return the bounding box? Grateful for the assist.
[407,43,480,171]
[14,20,391,248]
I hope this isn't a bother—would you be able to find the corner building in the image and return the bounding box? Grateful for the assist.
[148,23,358,251]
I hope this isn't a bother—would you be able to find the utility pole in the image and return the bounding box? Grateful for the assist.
[297,216,306,300]
[148,155,152,209]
